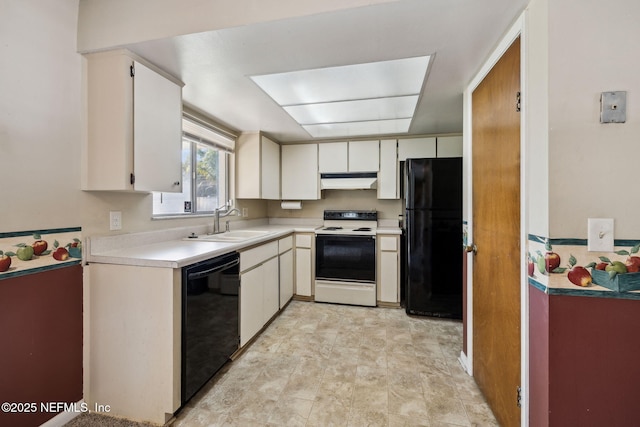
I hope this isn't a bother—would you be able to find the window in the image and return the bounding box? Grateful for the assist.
[153,116,235,216]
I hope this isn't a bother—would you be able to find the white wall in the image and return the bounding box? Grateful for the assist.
[524,0,549,237]
[0,0,265,238]
[0,0,83,232]
[547,0,640,239]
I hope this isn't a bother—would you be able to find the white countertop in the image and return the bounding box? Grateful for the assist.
[87,220,402,269]
[87,225,316,269]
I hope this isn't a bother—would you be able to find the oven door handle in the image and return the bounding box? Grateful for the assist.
[187,258,240,280]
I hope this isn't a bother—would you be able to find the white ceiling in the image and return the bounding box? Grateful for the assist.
[124,0,528,142]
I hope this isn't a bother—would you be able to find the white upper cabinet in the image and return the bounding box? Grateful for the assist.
[318,140,379,173]
[436,135,463,158]
[318,142,348,172]
[398,137,436,161]
[281,144,319,200]
[84,49,183,192]
[236,133,280,200]
[378,139,398,199]
[348,140,379,172]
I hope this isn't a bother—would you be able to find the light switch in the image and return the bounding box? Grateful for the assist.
[588,218,613,252]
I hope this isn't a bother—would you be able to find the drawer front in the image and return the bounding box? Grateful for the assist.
[295,233,313,249]
[278,235,293,254]
[240,241,278,272]
[379,235,398,252]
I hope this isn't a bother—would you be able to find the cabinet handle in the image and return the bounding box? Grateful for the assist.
[173,181,180,186]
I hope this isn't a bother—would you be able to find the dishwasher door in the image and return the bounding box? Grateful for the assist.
[181,251,240,405]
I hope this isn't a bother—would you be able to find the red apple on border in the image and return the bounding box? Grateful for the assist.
[625,256,640,273]
[564,254,592,287]
[527,252,535,277]
[614,243,640,273]
[32,240,48,256]
[52,247,69,261]
[0,252,11,272]
[544,241,561,273]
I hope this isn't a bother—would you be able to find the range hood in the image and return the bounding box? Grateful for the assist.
[320,172,377,190]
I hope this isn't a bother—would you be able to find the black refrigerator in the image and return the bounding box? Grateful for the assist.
[403,157,462,318]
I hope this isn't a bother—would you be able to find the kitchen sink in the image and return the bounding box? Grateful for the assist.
[186,230,272,242]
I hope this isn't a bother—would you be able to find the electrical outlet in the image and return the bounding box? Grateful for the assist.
[242,208,248,217]
[110,211,122,231]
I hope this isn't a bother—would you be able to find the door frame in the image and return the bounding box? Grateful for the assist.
[460,13,529,427]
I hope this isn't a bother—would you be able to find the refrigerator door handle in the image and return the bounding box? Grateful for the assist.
[464,243,477,255]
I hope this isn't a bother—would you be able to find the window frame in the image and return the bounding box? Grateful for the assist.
[152,115,235,219]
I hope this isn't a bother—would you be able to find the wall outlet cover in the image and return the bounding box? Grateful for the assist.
[110,211,122,231]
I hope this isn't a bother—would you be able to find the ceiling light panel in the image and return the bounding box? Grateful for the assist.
[303,118,412,138]
[251,56,430,105]
[283,95,418,125]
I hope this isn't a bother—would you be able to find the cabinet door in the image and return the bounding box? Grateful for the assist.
[261,136,281,199]
[349,140,379,172]
[398,137,436,161]
[133,60,183,192]
[235,132,261,199]
[379,236,400,304]
[281,144,319,200]
[279,249,294,308]
[262,257,280,324]
[436,135,463,158]
[240,266,263,347]
[295,247,312,297]
[378,139,397,199]
[85,52,133,190]
[318,142,348,172]
[379,251,399,303]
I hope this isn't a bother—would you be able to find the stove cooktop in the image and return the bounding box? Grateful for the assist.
[318,210,378,235]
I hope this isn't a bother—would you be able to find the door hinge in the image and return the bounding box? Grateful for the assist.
[517,386,522,408]
[130,64,135,78]
[130,173,135,185]
[516,91,521,112]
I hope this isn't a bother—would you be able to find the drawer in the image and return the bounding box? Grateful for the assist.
[240,241,278,272]
[278,235,293,254]
[379,235,398,252]
[295,233,313,249]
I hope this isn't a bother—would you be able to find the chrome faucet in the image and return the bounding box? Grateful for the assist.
[213,200,241,234]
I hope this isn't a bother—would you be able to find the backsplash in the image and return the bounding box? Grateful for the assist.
[527,235,640,299]
[0,227,82,280]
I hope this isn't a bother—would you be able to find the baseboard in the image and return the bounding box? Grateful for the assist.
[458,351,472,375]
[39,400,83,427]
[377,301,401,309]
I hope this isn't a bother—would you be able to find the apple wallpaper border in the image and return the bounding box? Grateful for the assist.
[0,227,82,280]
[528,234,640,300]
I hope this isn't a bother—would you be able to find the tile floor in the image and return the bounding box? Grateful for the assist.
[172,300,498,427]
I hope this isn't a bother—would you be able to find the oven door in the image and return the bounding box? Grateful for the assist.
[315,234,376,282]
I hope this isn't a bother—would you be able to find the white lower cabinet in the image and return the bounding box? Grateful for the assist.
[262,257,279,324]
[240,241,279,347]
[279,236,294,308]
[294,233,314,298]
[378,235,401,306]
[240,266,264,347]
[87,264,181,425]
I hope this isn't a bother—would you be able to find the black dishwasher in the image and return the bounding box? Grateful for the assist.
[181,251,240,405]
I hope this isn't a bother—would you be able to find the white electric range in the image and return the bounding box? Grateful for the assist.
[314,210,378,307]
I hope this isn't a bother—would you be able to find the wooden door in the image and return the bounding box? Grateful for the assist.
[471,36,521,427]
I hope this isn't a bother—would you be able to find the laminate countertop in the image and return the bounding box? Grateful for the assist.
[87,225,317,269]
